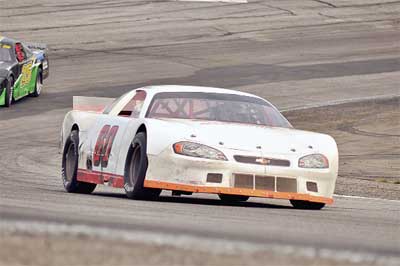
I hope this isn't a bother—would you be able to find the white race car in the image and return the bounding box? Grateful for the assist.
[61,85,338,209]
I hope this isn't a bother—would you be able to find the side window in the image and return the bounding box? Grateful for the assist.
[15,43,26,62]
[118,90,146,118]
[103,91,130,114]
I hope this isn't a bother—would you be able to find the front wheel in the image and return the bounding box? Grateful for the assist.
[61,130,96,194]
[4,77,13,107]
[32,68,42,97]
[290,200,325,210]
[124,132,161,200]
[218,194,249,203]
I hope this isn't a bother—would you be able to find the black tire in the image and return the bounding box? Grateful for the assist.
[32,68,42,97]
[62,130,97,194]
[218,194,249,202]
[4,77,13,107]
[290,200,325,210]
[124,132,161,200]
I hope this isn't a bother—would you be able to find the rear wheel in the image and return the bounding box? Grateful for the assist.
[124,132,161,200]
[4,77,13,107]
[32,68,42,97]
[62,130,96,194]
[290,200,325,210]
[218,194,249,202]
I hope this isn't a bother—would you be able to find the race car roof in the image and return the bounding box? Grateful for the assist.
[142,85,263,100]
[0,36,16,45]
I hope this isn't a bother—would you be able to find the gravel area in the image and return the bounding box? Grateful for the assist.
[0,232,371,266]
[284,97,400,200]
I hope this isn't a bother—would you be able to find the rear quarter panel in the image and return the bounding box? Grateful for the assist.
[61,110,99,152]
[33,50,49,79]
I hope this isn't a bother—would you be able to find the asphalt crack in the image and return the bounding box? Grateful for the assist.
[258,3,296,16]
[313,0,337,8]
[318,12,338,19]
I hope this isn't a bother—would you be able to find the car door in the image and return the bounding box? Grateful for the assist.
[14,43,34,98]
[21,44,36,94]
[88,90,147,180]
[88,115,129,178]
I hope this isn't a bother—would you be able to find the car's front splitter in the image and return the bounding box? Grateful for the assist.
[143,180,333,204]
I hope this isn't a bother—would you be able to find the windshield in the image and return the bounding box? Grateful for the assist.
[0,46,13,62]
[146,92,292,128]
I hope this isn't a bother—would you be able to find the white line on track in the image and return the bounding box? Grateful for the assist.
[1,220,399,266]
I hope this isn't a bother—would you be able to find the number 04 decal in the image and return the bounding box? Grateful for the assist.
[93,125,119,168]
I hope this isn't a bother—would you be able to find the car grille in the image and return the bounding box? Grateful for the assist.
[255,175,275,191]
[234,155,290,167]
[233,174,297,192]
[233,174,254,189]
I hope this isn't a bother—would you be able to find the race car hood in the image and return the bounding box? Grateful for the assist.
[0,61,13,78]
[148,118,337,156]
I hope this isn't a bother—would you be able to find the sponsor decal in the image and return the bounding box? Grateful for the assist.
[93,125,119,168]
[21,61,33,86]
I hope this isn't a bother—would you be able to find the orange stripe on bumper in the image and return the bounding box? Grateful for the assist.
[144,180,333,204]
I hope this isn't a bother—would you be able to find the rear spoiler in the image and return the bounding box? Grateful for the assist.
[26,42,48,51]
[73,96,115,113]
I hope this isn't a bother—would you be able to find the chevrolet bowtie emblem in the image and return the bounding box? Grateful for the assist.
[255,158,270,165]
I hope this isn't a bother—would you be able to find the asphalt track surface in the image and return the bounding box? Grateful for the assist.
[0,0,400,265]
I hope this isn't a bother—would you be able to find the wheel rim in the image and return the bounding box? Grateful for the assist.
[129,145,141,186]
[36,75,42,95]
[65,143,77,182]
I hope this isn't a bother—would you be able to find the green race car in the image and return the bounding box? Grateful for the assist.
[0,36,49,107]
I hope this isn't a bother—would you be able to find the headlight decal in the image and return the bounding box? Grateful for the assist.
[298,154,329,169]
[173,141,227,161]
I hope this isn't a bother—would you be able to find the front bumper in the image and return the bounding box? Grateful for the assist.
[145,148,337,204]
